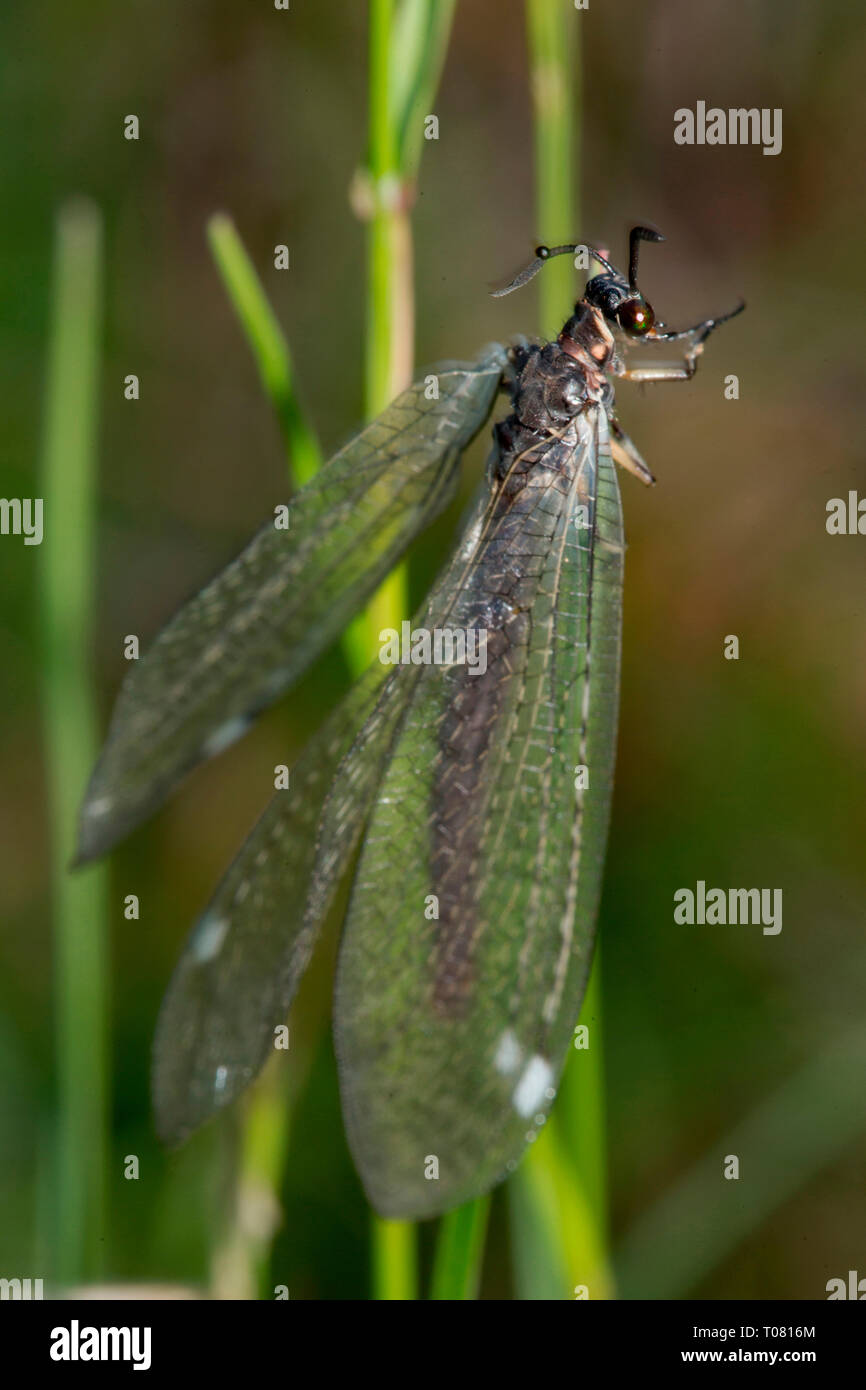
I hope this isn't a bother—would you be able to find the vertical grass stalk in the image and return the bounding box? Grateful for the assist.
[210,1066,293,1299]
[364,0,417,1299]
[527,0,580,341]
[508,0,613,1300]
[359,0,456,1300]
[39,198,109,1285]
[430,1194,491,1300]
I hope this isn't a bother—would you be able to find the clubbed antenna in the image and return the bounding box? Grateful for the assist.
[491,242,618,299]
[628,226,665,292]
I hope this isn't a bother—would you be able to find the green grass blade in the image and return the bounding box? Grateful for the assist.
[38,197,110,1284]
[430,1196,491,1300]
[390,0,457,177]
[526,0,580,340]
[555,944,609,1237]
[364,0,417,1292]
[509,1115,613,1300]
[210,1059,292,1299]
[207,212,322,486]
[364,0,407,419]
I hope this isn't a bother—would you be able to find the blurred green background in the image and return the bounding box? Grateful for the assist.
[2,0,865,1299]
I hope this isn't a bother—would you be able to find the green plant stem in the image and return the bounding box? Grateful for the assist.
[513,952,612,1298]
[527,0,580,340]
[342,0,410,678]
[509,0,612,1301]
[371,1218,418,1301]
[353,186,414,669]
[363,0,418,1296]
[39,198,109,1285]
[508,1111,612,1301]
[365,0,401,417]
[210,1058,292,1299]
[430,1196,491,1300]
[207,213,321,486]
[557,945,609,1230]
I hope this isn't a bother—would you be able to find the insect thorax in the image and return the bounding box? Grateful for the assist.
[492,303,614,485]
[556,301,617,400]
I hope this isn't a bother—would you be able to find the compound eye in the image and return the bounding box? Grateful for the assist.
[618,297,655,336]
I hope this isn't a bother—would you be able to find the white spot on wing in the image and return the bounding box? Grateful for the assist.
[201,715,249,758]
[193,913,228,963]
[494,1029,523,1076]
[214,1065,228,1094]
[513,1055,554,1118]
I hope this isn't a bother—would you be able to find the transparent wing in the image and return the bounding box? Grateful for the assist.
[152,657,416,1145]
[76,347,506,863]
[153,470,499,1147]
[334,406,624,1218]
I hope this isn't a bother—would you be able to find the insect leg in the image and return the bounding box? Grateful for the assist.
[609,417,655,486]
[615,301,743,386]
[647,299,745,345]
[618,359,703,383]
[621,323,724,382]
